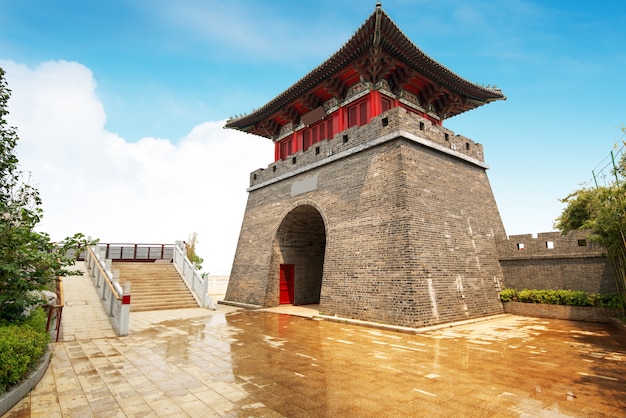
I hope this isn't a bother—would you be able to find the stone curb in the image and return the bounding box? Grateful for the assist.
[315,313,511,334]
[0,346,51,416]
[218,300,263,310]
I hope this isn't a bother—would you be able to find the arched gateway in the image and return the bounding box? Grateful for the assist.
[273,205,326,306]
[223,4,508,328]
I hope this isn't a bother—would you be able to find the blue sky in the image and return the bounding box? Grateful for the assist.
[1,0,625,274]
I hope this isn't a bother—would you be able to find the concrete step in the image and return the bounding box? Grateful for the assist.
[113,262,199,312]
[131,302,198,312]
[128,291,192,297]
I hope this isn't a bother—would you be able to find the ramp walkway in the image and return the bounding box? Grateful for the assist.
[58,263,117,341]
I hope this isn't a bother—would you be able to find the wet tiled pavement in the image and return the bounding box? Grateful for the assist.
[4,267,626,417]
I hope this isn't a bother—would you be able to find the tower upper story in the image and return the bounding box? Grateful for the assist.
[225,3,505,164]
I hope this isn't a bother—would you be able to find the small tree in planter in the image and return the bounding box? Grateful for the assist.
[185,231,204,270]
[554,133,626,317]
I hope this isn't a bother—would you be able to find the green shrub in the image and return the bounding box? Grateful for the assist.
[589,293,626,309]
[499,288,518,302]
[500,288,625,308]
[0,307,49,393]
[517,289,543,303]
[562,290,591,306]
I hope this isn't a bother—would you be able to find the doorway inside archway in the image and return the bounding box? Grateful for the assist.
[279,264,294,304]
[272,205,326,305]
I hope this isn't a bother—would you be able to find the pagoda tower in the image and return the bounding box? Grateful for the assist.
[224,3,507,328]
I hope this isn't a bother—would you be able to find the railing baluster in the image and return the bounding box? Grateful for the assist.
[85,246,129,336]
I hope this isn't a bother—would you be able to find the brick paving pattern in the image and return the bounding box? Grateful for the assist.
[4,265,626,417]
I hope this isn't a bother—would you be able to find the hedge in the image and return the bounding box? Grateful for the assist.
[0,307,50,393]
[500,288,625,308]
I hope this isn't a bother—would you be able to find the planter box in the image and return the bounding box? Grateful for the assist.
[0,347,51,416]
[502,301,623,323]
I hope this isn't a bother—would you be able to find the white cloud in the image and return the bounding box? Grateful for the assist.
[1,59,273,275]
[145,0,351,64]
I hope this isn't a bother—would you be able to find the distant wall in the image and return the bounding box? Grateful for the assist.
[497,230,616,294]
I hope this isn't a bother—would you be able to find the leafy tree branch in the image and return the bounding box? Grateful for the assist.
[0,67,95,323]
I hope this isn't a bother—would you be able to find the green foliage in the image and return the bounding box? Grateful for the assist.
[185,232,204,270]
[588,292,625,308]
[555,185,626,254]
[0,307,49,393]
[0,67,95,323]
[500,288,625,308]
[499,288,518,302]
[554,133,626,311]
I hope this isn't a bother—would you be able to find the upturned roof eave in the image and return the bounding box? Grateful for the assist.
[225,6,504,131]
[378,14,505,103]
[224,15,372,131]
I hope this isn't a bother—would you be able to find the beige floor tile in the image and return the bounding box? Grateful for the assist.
[178,399,217,417]
[145,398,186,416]
[7,267,626,418]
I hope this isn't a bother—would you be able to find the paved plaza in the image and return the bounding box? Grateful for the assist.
[4,265,626,417]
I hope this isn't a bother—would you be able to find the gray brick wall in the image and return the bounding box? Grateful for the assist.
[226,107,507,328]
[249,107,485,189]
[496,231,616,294]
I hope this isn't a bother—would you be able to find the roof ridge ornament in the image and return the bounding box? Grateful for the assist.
[373,2,382,48]
[225,3,505,135]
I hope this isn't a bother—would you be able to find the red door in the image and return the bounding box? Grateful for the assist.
[279,264,294,304]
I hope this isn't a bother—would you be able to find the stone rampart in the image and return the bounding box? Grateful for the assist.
[226,107,507,329]
[496,230,616,294]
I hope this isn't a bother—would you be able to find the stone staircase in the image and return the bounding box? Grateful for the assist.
[112,262,199,312]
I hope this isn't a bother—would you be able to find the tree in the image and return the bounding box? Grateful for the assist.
[0,67,92,323]
[554,136,626,309]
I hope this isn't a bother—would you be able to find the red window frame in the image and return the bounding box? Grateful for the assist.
[346,98,369,128]
[381,96,392,113]
[303,118,333,151]
[278,137,293,160]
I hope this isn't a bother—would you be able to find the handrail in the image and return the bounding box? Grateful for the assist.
[173,241,214,309]
[46,277,65,342]
[57,277,64,307]
[94,241,211,310]
[84,244,131,336]
[87,245,121,300]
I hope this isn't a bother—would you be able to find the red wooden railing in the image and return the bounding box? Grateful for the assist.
[46,277,64,342]
[97,243,175,262]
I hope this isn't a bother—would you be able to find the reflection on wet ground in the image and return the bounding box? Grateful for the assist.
[222,312,626,417]
[6,310,626,417]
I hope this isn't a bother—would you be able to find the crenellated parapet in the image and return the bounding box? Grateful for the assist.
[496,230,604,260]
[249,106,484,189]
[496,230,615,294]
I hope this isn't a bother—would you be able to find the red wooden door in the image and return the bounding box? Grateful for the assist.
[279,264,294,304]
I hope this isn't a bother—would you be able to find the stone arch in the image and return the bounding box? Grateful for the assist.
[268,204,327,306]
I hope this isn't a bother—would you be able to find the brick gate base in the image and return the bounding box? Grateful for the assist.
[225,109,506,328]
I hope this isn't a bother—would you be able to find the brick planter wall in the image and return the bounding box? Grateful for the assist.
[502,301,623,323]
